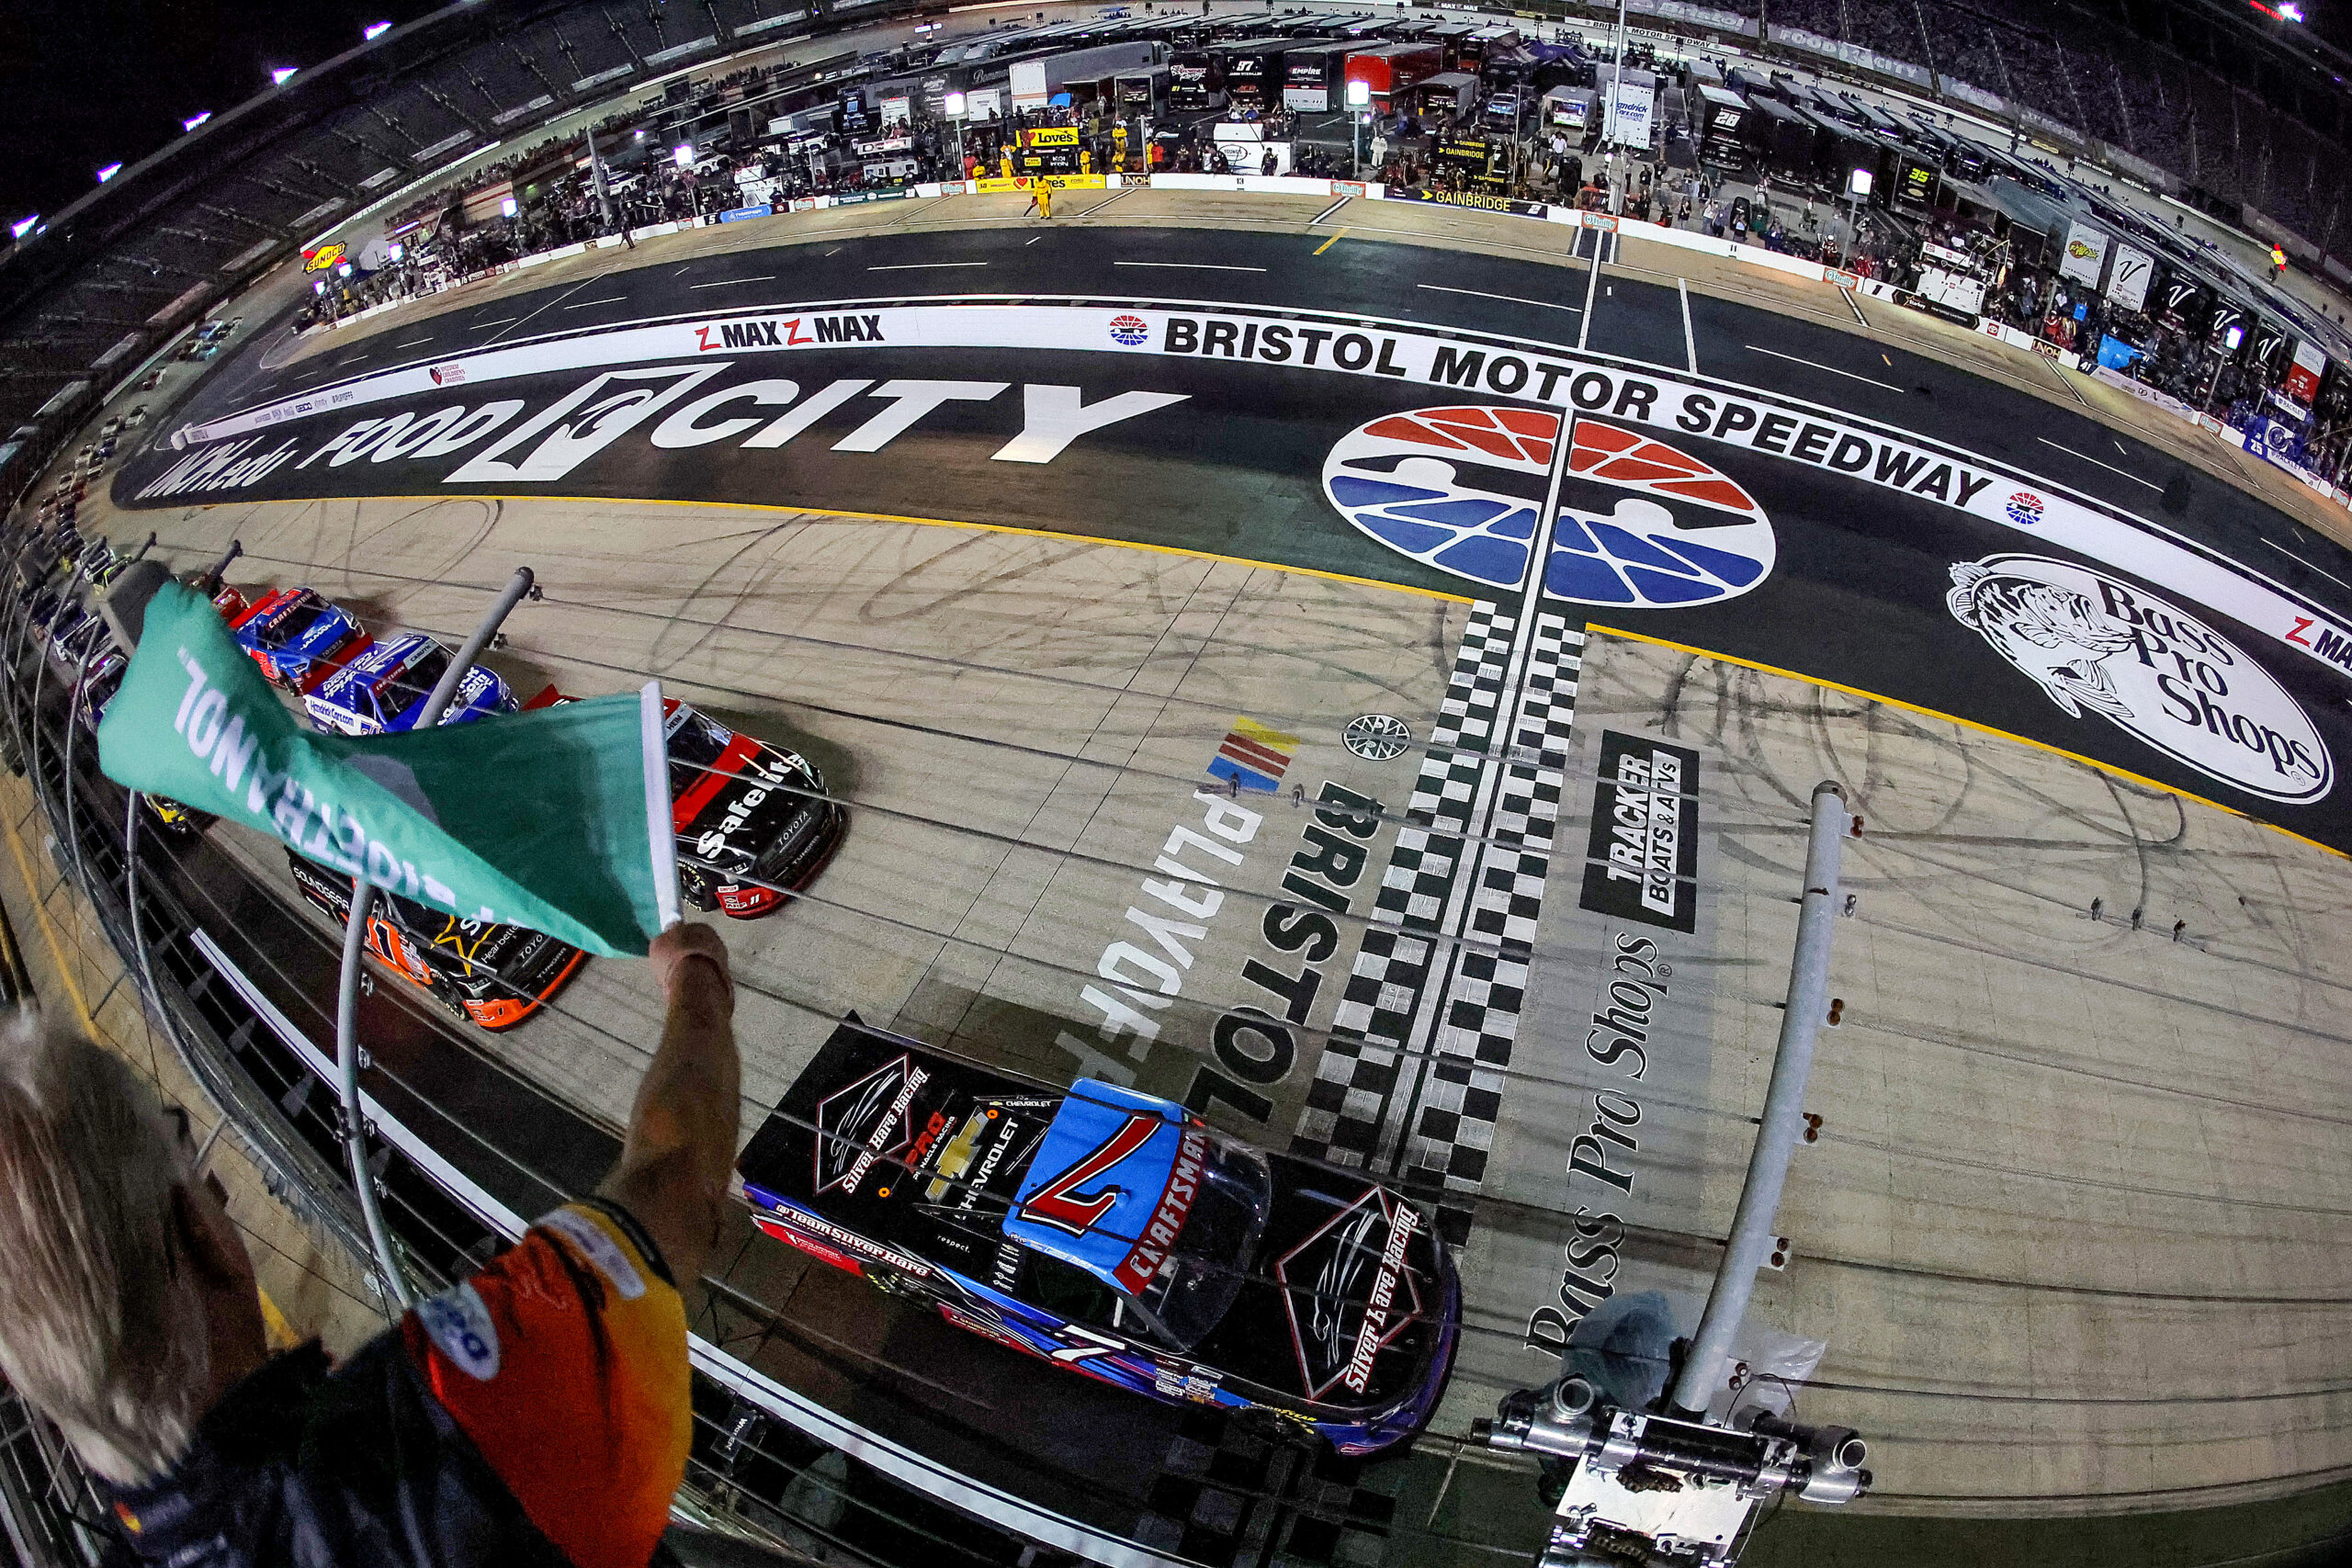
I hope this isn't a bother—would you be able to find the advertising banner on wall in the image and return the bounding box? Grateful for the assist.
[1606,79,1656,147]
[2105,243,2154,312]
[2057,221,2110,287]
[2286,339,2327,406]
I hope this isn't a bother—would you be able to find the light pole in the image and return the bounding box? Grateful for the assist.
[1347,77,1370,179]
[944,90,967,180]
[1845,165,1872,268]
[587,128,614,231]
[1608,0,1628,215]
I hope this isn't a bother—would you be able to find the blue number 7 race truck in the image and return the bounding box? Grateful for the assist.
[737,1019,1460,1453]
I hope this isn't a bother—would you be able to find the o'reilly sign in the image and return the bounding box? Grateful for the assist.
[1579,730,1700,933]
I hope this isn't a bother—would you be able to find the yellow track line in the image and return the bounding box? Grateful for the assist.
[0,794,99,1032]
[1586,622,2348,863]
[169,492,1477,604]
[1313,229,1347,255]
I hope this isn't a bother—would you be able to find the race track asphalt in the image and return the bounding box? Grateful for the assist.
[122,220,2352,852]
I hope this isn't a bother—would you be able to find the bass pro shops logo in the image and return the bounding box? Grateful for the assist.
[1322,410,1776,605]
[1948,554,2333,804]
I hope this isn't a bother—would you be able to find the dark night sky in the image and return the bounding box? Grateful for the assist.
[0,0,441,229]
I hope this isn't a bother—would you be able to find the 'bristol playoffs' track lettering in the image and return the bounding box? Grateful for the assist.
[144,300,2352,689]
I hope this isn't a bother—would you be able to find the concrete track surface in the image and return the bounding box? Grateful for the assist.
[56,189,2352,1551]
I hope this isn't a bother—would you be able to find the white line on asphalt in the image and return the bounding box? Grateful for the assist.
[688,276,776,288]
[1679,278,1697,373]
[1416,283,1580,314]
[562,295,630,308]
[1309,196,1350,224]
[1025,235,1042,244]
[2035,435,2164,491]
[1113,260,1267,271]
[824,247,842,256]
[866,262,990,269]
[391,336,434,348]
[2265,536,2352,594]
[1073,186,1135,218]
[1745,344,1904,392]
[334,354,368,366]
[470,316,517,328]
[1577,243,1603,352]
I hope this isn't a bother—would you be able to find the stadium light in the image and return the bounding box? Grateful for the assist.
[313,279,326,293]
[363,20,392,39]
[95,163,121,184]
[1848,167,1872,197]
[1345,78,1370,108]
[2224,322,2245,350]
[944,90,967,117]
[388,241,404,261]
[182,111,210,132]
[673,142,695,167]
[500,197,517,218]
[2281,1,2306,18]
[9,215,37,241]
[336,261,353,276]
[271,66,298,85]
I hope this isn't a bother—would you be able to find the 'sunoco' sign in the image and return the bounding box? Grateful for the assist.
[1948,553,2332,804]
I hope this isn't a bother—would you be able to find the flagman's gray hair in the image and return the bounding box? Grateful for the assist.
[0,1008,209,1483]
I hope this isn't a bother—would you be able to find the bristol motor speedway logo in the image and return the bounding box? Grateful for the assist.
[1948,553,2333,804]
[1320,409,1776,605]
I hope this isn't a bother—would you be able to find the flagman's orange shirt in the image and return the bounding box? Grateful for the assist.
[400,1201,690,1568]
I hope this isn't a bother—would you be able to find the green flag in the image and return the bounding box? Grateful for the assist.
[97,580,678,957]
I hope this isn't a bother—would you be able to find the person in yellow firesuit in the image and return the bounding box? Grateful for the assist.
[1024,178,1052,219]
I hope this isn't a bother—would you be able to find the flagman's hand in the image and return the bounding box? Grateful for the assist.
[649,921,733,1016]
[602,923,741,1285]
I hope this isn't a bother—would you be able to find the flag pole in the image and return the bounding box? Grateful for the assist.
[335,566,538,1310]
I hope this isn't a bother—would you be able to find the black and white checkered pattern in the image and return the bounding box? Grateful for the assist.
[1131,1408,1397,1567]
[1291,605,1585,1247]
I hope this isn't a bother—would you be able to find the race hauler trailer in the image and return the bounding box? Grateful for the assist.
[1414,72,1479,120]
[1115,67,1169,117]
[1457,24,1521,73]
[1344,41,1443,114]
[1424,20,1476,65]
[1695,82,1753,172]
[1170,45,1224,110]
[1210,38,1291,108]
[1008,40,1165,112]
[1281,41,1352,110]
[1746,94,1820,180]
[1542,85,1597,138]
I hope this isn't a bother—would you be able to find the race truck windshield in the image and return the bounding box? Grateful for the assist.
[1136,1135,1272,1349]
[668,709,732,798]
[261,596,330,648]
[400,646,451,708]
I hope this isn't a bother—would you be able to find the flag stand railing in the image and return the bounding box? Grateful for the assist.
[334,566,537,1311]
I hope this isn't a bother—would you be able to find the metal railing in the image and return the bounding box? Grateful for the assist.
[0,547,1039,1568]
